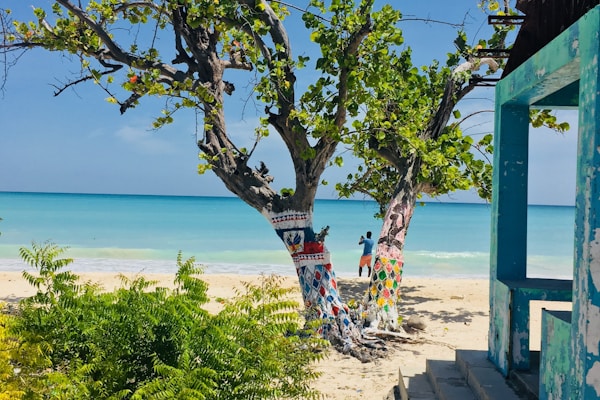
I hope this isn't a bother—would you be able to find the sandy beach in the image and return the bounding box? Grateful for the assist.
[0,271,570,399]
[0,271,488,398]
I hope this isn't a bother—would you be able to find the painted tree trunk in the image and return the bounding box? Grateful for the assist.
[365,195,415,330]
[263,209,358,347]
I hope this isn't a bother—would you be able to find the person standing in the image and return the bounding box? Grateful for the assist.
[358,231,375,277]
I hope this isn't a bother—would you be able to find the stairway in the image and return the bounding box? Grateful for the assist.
[384,350,535,400]
[424,350,531,400]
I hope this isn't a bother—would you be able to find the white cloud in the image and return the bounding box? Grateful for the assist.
[115,125,177,155]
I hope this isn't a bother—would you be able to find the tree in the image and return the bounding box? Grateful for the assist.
[337,34,499,331]
[337,0,569,331]
[0,0,405,353]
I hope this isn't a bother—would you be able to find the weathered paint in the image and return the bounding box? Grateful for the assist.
[512,283,573,370]
[540,310,571,400]
[587,302,600,358]
[590,228,600,291]
[587,362,600,397]
[573,153,594,395]
[488,7,600,398]
[490,97,529,376]
[488,281,511,376]
[512,328,529,367]
[488,279,573,375]
[489,104,529,283]
[264,209,357,346]
[488,97,529,375]
[511,289,531,369]
[572,7,600,399]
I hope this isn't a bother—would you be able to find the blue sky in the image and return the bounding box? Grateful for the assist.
[0,1,578,205]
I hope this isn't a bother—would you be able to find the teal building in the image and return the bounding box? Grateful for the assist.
[489,3,600,398]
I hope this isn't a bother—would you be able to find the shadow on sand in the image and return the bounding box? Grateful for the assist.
[337,278,487,325]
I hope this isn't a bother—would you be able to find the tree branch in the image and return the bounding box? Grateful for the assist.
[456,109,494,127]
[425,57,498,141]
[56,1,132,63]
[235,0,314,182]
[55,0,183,84]
[313,0,375,177]
[221,16,272,65]
[52,58,123,97]
[112,1,163,16]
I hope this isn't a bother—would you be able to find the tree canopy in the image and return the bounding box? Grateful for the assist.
[2,0,402,213]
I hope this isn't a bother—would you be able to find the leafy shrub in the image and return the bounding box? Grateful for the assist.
[6,242,325,399]
[0,302,52,399]
[135,276,326,399]
[0,309,24,400]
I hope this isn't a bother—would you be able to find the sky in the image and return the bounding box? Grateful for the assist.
[0,1,579,205]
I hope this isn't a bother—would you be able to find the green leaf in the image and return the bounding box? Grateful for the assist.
[33,8,45,19]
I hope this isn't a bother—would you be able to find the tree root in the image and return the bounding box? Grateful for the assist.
[328,324,459,362]
[365,328,458,350]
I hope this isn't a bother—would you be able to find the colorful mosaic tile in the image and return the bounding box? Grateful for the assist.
[367,256,404,312]
[267,209,354,342]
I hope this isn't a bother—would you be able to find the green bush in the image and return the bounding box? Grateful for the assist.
[6,242,325,399]
[0,309,26,400]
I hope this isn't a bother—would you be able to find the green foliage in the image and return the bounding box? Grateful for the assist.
[1,1,506,215]
[335,2,567,218]
[336,28,497,215]
[280,187,295,197]
[4,0,291,125]
[0,309,25,400]
[530,109,570,132]
[0,303,53,399]
[136,276,326,400]
[8,242,324,399]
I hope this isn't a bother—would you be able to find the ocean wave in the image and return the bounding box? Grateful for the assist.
[409,250,487,259]
[0,257,299,276]
[0,249,573,280]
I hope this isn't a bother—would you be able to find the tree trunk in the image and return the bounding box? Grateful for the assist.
[365,170,418,331]
[263,209,359,348]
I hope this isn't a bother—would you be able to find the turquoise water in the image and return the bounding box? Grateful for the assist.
[0,192,575,279]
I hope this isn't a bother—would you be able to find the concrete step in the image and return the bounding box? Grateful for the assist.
[426,350,532,400]
[509,351,540,400]
[426,359,477,400]
[386,367,437,400]
[455,350,528,400]
[404,372,437,399]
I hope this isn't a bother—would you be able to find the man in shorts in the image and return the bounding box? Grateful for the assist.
[358,231,374,277]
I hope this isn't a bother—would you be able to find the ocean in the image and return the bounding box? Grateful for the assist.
[0,192,575,279]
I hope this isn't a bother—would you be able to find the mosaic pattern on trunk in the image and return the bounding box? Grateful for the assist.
[367,257,403,311]
[267,210,352,338]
